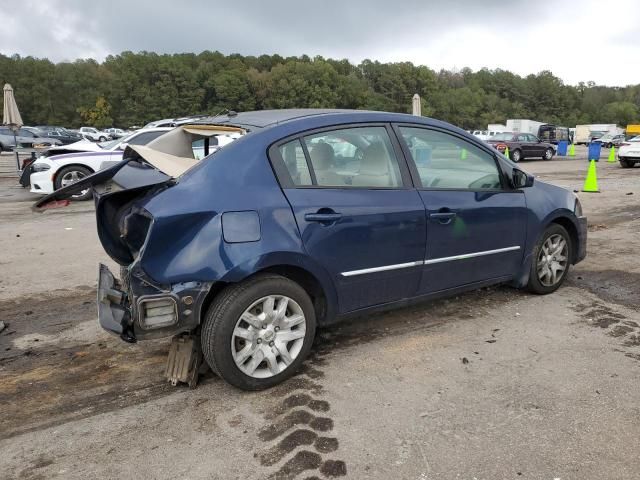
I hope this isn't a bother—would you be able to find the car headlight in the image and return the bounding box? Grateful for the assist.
[31,163,51,172]
[574,197,583,217]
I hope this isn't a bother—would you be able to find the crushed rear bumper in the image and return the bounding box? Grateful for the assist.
[97,263,135,342]
[97,263,212,343]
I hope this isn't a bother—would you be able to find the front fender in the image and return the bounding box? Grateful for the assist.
[513,207,581,288]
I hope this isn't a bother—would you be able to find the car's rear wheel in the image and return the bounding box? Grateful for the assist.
[54,165,93,201]
[511,149,522,162]
[543,148,554,160]
[620,158,634,168]
[201,274,316,390]
[526,224,572,294]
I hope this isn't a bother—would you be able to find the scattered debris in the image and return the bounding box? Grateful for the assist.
[462,357,469,365]
[0,321,6,333]
[626,192,633,195]
[485,339,497,344]
[588,224,608,232]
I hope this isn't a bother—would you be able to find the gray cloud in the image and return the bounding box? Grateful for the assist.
[1,0,638,86]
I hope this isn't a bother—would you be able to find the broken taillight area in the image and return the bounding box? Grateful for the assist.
[137,296,179,330]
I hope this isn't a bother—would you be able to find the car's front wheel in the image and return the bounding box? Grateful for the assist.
[201,274,316,390]
[543,148,554,160]
[526,224,572,294]
[54,165,93,201]
[511,148,522,162]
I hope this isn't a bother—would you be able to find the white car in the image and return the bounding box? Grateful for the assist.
[79,127,110,142]
[44,128,173,157]
[618,136,640,168]
[30,128,172,201]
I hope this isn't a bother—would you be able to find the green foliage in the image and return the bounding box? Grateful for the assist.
[0,51,638,129]
[77,96,113,128]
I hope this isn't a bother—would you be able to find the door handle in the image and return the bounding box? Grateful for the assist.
[429,212,457,225]
[304,212,343,224]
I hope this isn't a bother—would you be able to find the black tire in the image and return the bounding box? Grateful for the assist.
[620,158,634,168]
[201,274,316,391]
[53,165,93,201]
[526,224,572,295]
[511,149,522,162]
[543,148,554,161]
[0,143,5,152]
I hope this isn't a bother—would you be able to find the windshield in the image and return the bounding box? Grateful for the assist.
[492,133,515,141]
[98,130,140,149]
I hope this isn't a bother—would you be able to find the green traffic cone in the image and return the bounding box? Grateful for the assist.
[504,146,510,159]
[568,143,575,156]
[582,160,600,193]
[608,146,616,163]
[460,148,467,160]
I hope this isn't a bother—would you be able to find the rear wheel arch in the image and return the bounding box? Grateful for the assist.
[199,263,333,328]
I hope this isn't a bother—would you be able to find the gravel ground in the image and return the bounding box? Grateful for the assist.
[1,147,639,480]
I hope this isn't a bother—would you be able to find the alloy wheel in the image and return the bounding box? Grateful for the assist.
[537,234,568,287]
[231,295,306,379]
[60,170,89,198]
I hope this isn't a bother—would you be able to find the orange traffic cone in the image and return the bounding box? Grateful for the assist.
[582,160,600,193]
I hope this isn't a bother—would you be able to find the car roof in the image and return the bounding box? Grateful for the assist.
[190,108,464,130]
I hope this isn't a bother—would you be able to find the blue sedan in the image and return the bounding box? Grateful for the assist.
[35,109,587,390]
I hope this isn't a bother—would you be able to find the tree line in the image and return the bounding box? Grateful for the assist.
[1,51,639,129]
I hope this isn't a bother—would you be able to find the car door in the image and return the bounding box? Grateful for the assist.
[529,134,545,155]
[394,125,527,293]
[271,124,427,313]
[516,133,532,158]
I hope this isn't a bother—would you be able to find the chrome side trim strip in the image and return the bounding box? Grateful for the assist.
[341,260,424,277]
[340,246,521,277]
[424,246,521,265]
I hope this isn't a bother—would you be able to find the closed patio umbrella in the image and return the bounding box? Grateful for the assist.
[3,83,24,170]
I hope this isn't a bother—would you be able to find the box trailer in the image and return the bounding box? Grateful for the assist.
[574,124,622,145]
[506,119,545,136]
[626,124,640,137]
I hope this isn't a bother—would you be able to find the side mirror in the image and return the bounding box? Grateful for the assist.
[513,168,534,188]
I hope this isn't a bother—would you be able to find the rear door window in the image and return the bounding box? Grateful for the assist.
[278,139,312,186]
[301,126,403,188]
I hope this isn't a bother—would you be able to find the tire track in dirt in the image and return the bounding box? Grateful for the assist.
[255,358,346,479]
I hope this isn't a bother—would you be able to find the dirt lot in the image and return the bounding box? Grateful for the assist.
[1,148,639,480]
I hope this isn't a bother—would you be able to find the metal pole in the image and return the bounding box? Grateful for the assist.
[12,131,20,171]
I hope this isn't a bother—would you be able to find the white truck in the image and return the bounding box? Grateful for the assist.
[574,124,623,145]
[506,119,545,136]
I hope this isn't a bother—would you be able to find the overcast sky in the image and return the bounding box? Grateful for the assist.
[1,0,638,86]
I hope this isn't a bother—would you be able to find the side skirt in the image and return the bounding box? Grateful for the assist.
[326,275,515,325]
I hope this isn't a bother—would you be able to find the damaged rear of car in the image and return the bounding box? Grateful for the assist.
[34,123,250,348]
[34,117,326,390]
